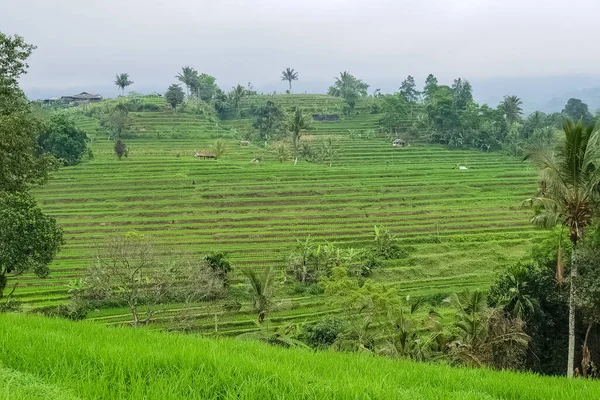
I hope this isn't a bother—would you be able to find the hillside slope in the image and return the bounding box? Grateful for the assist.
[13,95,545,332]
[0,314,599,399]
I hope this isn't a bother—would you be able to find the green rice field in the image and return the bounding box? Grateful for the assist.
[16,95,541,332]
[1,313,598,400]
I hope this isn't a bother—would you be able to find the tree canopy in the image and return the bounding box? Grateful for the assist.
[38,113,88,166]
[165,84,185,110]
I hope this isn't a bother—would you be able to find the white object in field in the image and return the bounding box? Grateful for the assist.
[458,166,468,170]
[294,157,298,166]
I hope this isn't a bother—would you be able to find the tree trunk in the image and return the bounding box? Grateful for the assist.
[289,81,292,92]
[567,243,577,377]
[0,273,6,299]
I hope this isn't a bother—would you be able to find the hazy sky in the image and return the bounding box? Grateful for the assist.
[3,0,600,98]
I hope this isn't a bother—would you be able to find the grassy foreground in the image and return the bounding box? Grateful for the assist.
[1,314,599,399]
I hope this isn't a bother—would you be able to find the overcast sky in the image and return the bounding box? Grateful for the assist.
[3,0,600,98]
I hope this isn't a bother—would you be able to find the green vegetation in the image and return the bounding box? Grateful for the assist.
[5,29,600,389]
[1,313,599,399]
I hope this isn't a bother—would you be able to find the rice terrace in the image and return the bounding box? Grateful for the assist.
[21,95,539,332]
[4,1,600,398]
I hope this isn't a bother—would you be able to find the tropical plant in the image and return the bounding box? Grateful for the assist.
[321,136,338,167]
[242,265,275,322]
[523,119,600,377]
[274,142,290,163]
[497,268,541,320]
[281,67,299,92]
[210,139,226,160]
[203,251,232,287]
[327,71,369,111]
[229,84,246,116]
[499,95,523,126]
[114,73,133,96]
[176,66,199,97]
[288,108,311,156]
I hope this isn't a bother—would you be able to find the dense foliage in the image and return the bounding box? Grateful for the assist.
[38,113,88,165]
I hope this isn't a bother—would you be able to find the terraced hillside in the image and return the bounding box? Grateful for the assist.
[18,95,540,332]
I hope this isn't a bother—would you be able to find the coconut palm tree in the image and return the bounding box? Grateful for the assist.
[524,119,600,377]
[280,67,298,92]
[114,73,133,96]
[499,95,523,126]
[228,84,246,116]
[176,66,198,97]
[242,265,274,322]
[288,108,310,156]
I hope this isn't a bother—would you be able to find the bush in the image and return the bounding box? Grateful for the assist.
[301,316,347,349]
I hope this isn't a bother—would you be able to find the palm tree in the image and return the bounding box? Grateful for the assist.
[524,119,600,377]
[210,139,226,160]
[176,66,198,97]
[499,271,540,320]
[228,84,246,116]
[242,265,274,322]
[114,73,133,96]
[280,67,298,92]
[499,95,523,125]
[288,108,310,156]
[274,142,290,163]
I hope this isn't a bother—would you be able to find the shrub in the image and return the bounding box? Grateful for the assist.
[301,316,347,349]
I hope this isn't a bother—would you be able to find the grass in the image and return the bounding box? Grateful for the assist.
[1,313,599,399]
[12,94,544,332]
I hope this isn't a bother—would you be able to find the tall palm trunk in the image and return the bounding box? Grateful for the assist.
[289,80,292,92]
[567,242,577,377]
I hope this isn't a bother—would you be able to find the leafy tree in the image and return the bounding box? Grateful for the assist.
[242,265,274,323]
[426,85,458,139]
[423,74,439,101]
[114,139,127,160]
[562,98,593,126]
[287,108,311,156]
[0,34,57,192]
[281,67,299,92]
[100,106,132,139]
[38,113,88,166]
[176,66,198,97]
[451,78,473,110]
[524,119,600,377]
[0,192,63,298]
[194,73,218,102]
[0,33,63,303]
[499,95,523,126]
[379,93,410,133]
[399,75,420,103]
[210,139,226,160]
[114,73,133,96]
[327,71,369,112]
[165,84,185,111]
[252,100,285,142]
